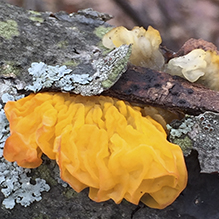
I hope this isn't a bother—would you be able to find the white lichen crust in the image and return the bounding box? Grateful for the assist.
[26,62,92,92]
[0,103,50,209]
[26,45,131,96]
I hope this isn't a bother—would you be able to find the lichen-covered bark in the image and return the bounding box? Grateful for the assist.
[0,1,109,76]
[0,2,219,219]
[0,1,131,100]
[168,111,219,173]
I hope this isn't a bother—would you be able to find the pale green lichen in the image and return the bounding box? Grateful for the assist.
[62,60,78,67]
[168,112,219,173]
[79,44,131,94]
[0,61,20,76]
[63,187,78,199]
[0,20,19,40]
[29,16,44,23]
[171,136,193,156]
[94,26,113,39]
[167,117,195,138]
[101,46,131,89]
[28,10,42,16]
[97,41,112,56]
[101,79,115,89]
[167,118,194,156]
[94,26,114,55]
[57,40,69,49]
[32,161,58,187]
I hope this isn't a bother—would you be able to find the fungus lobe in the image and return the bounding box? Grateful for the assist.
[165,48,219,90]
[102,26,165,70]
[3,92,187,209]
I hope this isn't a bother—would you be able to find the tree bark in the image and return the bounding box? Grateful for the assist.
[104,65,219,115]
[0,2,219,219]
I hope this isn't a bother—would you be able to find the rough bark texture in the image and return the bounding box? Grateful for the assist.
[0,2,219,219]
[104,65,219,115]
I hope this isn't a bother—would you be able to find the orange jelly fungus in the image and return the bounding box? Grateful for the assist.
[3,92,187,209]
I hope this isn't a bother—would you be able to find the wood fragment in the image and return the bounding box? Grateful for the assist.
[174,38,219,57]
[103,65,219,115]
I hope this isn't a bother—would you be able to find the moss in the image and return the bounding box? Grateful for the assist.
[0,19,19,40]
[0,61,20,76]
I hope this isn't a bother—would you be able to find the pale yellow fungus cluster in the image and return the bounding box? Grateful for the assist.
[103,26,219,91]
[165,49,207,82]
[102,26,165,70]
[165,49,219,90]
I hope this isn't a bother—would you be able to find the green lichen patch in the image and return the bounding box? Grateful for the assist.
[57,40,69,49]
[63,187,78,199]
[168,111,219,173]
[32,161,58,187]
[28,9,44,23]
[94,26,113,39]
[171,136,193,156]
[97,41,112,56]
[167,117,195,139]
[0,61,20,76]
[101,45,132,89]
[95,26,114,55]
[29,16,44,23]
[62,60,78,67]
[0,19,19,40]
[28,10,42,16]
